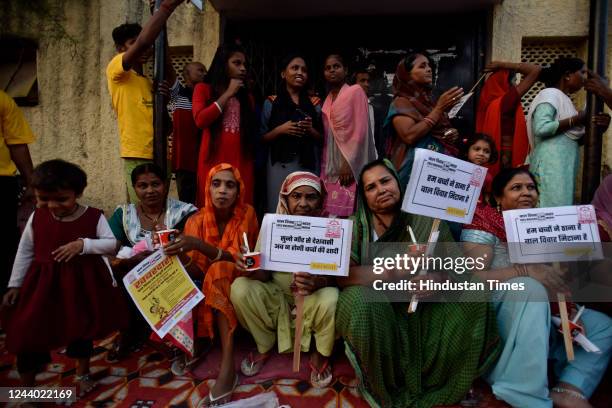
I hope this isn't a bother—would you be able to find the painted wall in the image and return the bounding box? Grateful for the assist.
[0,0,220,213]
[491,0,612,173]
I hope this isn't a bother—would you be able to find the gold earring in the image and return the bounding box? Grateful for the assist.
[496,203,502,213]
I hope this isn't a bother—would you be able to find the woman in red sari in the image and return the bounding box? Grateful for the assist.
[476,61,540,176]
[192,44,256,207]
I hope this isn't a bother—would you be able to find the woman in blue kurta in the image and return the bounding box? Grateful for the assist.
[461,168,612,408]
[527,57,609,207]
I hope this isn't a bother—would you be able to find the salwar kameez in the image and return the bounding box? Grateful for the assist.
[231,273,338,356]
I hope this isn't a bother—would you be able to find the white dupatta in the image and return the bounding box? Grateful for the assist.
[526,87,585,150]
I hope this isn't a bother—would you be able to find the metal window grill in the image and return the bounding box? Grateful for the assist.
[143,47,194,85]
[142,47,194,164]
[520,40,586,110]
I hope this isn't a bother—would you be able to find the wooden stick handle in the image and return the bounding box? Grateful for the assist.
[554,262,574,361]
[408,218,441,314]
[293,294,305,372]
[468,72,489,94]
[558,292,575,361]
[427,218,441,243]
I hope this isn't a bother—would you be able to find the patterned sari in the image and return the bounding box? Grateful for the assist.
[336,159,500,408]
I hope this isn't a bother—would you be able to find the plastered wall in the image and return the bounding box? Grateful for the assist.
[491,0,612,173]
[1,0,220,213]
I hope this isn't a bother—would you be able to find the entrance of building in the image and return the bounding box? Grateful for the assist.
[224,12,488,134]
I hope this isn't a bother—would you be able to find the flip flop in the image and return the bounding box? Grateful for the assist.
[240,352,270,377]
[309,358,333,389]
[197,374,240,408]
[171,353,204,376]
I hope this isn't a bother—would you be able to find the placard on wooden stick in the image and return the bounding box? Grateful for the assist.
[401,148,487,224]
[259,214,353,276]
[503,205,603,263]
[503,205,603,360]
[258,214,353,371]
[402,149,487,312]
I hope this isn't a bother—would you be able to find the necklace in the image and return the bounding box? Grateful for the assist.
[139,205,165,226]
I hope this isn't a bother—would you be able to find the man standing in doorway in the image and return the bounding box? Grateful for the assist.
[106,0,184,202]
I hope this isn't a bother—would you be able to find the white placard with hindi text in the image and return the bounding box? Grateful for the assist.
[401,148,487,224]
[259,214,353,276]
[447,92,473,119]
[503,205,603,264]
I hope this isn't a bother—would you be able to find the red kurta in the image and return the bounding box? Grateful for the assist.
[192,83,254,207]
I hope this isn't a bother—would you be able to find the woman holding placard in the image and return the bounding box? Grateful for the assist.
[336,158,501,408]
[231,171,337,388]
[162,163,259,407]
[384,53,464,189]
[527,57,610,207]
[461,168,612,408]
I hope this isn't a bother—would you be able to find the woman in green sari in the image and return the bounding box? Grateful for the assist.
[335,158,500,408]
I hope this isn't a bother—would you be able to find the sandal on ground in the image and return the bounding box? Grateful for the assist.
[171,353,204,376]
[197,374,239,408]
[309,358,333,389]
[240,352,270,377]
[75,374,97,397]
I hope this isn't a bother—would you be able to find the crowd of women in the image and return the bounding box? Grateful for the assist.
[3,43,612,408]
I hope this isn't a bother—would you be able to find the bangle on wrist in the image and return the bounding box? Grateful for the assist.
[211,247,223,262]
[514,264,528,277]
[423,116,436,128]
[214,101,223,114]
[182,256,193,268]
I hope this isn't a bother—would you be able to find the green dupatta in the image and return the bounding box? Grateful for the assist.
[338,159,500,408]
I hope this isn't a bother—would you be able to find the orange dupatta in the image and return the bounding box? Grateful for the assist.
[475,70,529,177]
[184,163,259,338]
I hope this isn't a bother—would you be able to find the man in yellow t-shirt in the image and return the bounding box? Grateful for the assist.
[0,90,35,291]
[106,0,182,202]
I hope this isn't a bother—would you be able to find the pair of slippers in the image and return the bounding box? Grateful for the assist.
[240,352,333,388]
